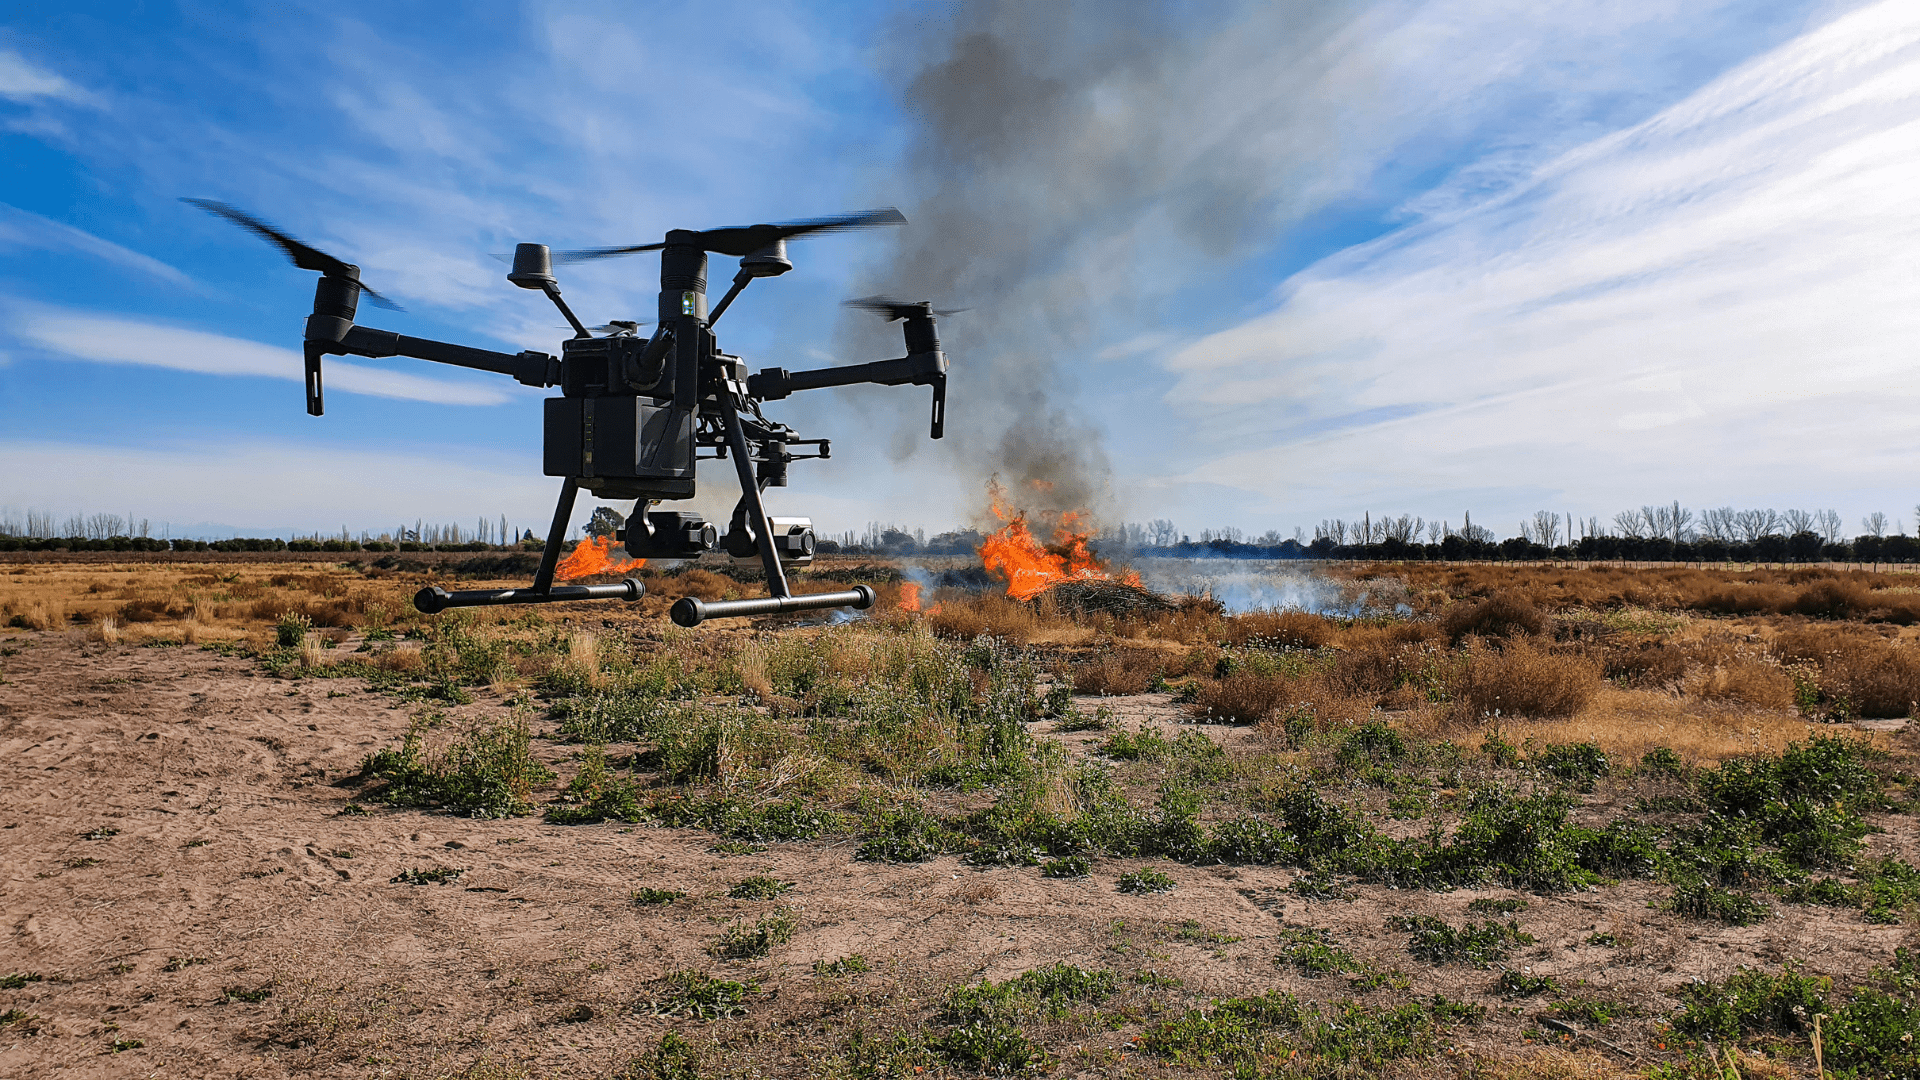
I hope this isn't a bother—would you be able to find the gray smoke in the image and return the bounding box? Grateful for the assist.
[850,0,1366,528]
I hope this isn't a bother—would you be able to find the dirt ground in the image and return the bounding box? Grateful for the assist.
[3,622,1915,1079]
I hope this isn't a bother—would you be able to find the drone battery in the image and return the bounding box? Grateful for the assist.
[543,397,694,498]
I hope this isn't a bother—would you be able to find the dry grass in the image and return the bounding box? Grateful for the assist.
[1375,561,1920,623]
[1440,590,1546,641]
[1492,685,1835,765]
[1194,672,1288,723]
[1683,654,1797,710]
[1450,639,1600,720]
[1071,648,1164,696]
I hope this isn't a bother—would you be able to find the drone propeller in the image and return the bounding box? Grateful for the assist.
[845,296,965,321]
[562,320,652,335]
[183,198,404,311]
[554,208,906,264]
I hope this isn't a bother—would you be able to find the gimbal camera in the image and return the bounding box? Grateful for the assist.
[185,199,953,625]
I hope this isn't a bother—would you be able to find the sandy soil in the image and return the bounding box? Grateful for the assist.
[2,632,1915,1078]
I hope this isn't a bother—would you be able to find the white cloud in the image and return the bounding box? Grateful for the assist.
[0,438,560,536]
[13,307,513,407]
[0,203,193,286]
[0,48,95,105]
[1158,0,1920,526]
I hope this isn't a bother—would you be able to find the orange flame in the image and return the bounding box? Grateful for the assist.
[977,481,1139,600]
[899,581,923,612]
[554,535,646,580]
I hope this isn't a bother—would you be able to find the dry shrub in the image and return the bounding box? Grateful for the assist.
[1324,623,1439,701]
[1441,591,1545,642]
[1684,657,1796,710]
[1788,579,1920,624]
[1219,609,1335,649]
[248,596,363,628]
[1775,625,1920,719]
[1601,640,1691,687]
[926,593,1037,643]
[11,601,63,630]
[1194,672,1289,723]
[1451,640,1599,720]
[669,568,738,602]
[374,648,425,674]
[298,632,326,669]
[1072,649,1162,696]
[119,597,185,623]
[91,616,122,645]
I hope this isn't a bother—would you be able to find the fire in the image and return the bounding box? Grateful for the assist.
[899,581,922,612]
[977,482,1139,600]
[554,535,646,580]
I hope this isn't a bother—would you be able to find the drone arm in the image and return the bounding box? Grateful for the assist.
[748,351,948,439]
[333,326,560,387]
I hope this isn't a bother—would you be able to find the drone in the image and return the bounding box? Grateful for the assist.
[186,198,953,626]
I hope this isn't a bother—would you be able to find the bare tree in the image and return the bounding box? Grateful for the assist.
[1458,511,1495,543]
[1383,514,1422,543]
[1640,502,1694,544]
[1316,519,1348,545]
[1863,511,1890,538]
[1781,508,1816,536]
[1813,509,1843,544]
[1613,510,1648,539]
[1528,511,1561,548]
[1699,507,1738,542]
[1427,520,1445,544]
[1734,509,1781,541]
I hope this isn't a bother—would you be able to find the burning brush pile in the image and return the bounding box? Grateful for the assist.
[969,483,1186,616]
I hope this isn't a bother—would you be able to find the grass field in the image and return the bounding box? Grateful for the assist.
[4,556,1920,1078]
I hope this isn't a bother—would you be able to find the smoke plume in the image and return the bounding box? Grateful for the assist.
[849,1,1368,528]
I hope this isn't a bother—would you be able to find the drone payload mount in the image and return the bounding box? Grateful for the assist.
[187,198,952,626]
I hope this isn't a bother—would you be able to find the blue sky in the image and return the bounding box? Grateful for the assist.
[3,0,1915,541]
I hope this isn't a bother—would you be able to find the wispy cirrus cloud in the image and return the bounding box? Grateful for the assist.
[13,306,513,406]
[0,47,97,106]
[0,203,193,286]
[1155,0,1920,527]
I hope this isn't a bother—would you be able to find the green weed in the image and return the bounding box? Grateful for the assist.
[727,876,791,900]
[1663,879,1771,925]
[1117,868,1175,894]
[930,1022,1047,1074]
[1272,927,1359,977]
[812,954,870,977]
[1041,855,1090,879]
[710,910,795,960]
[1388,915,1533,967]
[631,888,686,906]
[1498,971,1557,996]
[646,969,758,1019]
[360,709,552,818]
[545,744,642,825]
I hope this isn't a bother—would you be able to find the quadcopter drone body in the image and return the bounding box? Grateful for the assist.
[187,199,950,625]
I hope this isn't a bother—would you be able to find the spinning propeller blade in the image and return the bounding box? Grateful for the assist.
[844,296,965,320]
[554,208,905,264]
[183,198,403,311]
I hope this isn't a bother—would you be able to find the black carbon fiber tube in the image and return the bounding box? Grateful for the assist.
[414,578,643,614]
[670,584,875,627]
